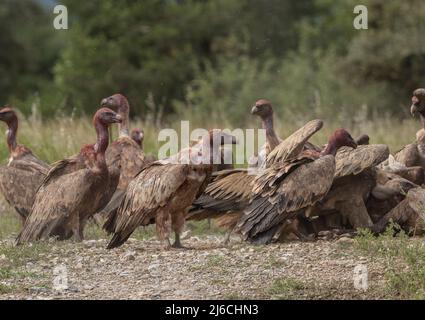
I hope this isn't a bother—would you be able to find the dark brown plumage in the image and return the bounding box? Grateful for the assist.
[0,107,50,224]
[106,130,237,249]
[237,128,358,244]
[16,108,122,244]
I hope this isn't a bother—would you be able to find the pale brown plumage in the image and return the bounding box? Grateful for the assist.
[0,107,50,224]
[367,171,418,223]
[106,130,237,249]
[237,129,358,244]
[308,144,389,232]
[16,108,122,244]
[372,187,425,235]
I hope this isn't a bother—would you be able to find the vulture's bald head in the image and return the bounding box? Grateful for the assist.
[101,93,130,114]
[251,99,273,119]
[411,88,425,116]
[330,128,358,150]
[0,106,18,125]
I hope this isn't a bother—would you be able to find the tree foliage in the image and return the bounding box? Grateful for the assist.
[0,0,424,122]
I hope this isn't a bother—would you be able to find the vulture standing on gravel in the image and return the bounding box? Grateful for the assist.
[187,118,324,243]
[16,108,122,244]
[96,94,146,224]
[106,130,237,250]
[237,128,358,244]
[0,107,50,224]
[131,128,156,163]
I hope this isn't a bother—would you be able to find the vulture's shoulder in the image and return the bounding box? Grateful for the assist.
[266,119,323,166]
[334,144,389,179]
[40,156,82,187]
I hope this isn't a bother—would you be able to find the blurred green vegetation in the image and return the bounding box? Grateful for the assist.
[1,0,424,124]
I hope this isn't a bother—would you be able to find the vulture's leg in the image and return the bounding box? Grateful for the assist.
[156,209,172,249]
[223,228,233,245]
[171,211,186,249]
[336,197,373,229]
[72,217,83,242]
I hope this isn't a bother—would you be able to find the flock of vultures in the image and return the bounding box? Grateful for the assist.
[1,90,425,250]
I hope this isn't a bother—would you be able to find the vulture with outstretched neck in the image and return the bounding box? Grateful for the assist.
[249,99,282,167]
[95,94,146,222]
[106,130,237,250]
[237,128,358,244]
[16,108,122,244]
[0,107,50,224]
[131,128,156,163]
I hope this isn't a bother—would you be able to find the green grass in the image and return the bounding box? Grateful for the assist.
[0,240,50,294]
[355,226,425,299]
[268,277,308,300]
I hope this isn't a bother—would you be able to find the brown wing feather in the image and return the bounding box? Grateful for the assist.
[334,144,389,179]
[187,169,255,221]
[238,154,335,241]
[265,119,323,166]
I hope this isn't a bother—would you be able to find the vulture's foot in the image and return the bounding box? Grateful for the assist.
[222,230,232,246]
[171,233,187,249]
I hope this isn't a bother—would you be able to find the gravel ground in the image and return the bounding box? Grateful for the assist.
[0,233,390,300]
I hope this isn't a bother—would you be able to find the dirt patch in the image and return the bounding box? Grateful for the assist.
[0,234,391,300]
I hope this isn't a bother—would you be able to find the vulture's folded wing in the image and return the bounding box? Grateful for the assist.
[187,169,255,220]
[107,164,189,248]
[265,119,323,166]
[0,163,47,220]
[16,168,98,244]
[334,144,389,179]
[238,155,335,240]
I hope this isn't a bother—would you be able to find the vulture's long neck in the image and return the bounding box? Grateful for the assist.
[261,115,280,151]
[321,140,338,157]
[94,121,109,167]
[6,119,18,153]
[118,100,130,137]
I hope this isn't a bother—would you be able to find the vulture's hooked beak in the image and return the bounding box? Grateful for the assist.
[251,105,259,115]
[112,114,123,123]
[349,140,358,149]
[100,98,109,108]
